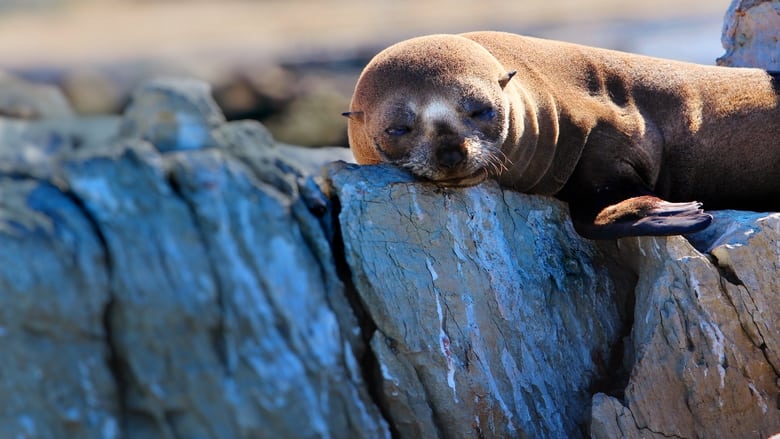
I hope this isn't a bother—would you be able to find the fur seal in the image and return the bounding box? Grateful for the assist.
[344,31,780,239]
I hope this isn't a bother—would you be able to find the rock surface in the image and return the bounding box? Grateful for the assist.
[0,71,73,119]
[719,0,780,68]
[0,77,387,438]
[590,214,780,438]
[326,163,780,438]
[328,163,631,438]
[0,176,118,439]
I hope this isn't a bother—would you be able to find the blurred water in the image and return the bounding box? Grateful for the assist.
[0,1,729,67]
[531,15,726,64]
[631,19,725,64]
[0,0,62,13]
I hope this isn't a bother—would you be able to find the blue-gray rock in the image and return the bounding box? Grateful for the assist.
[0,75,388,438]
[55,135,387,438]
[719,0,780,68]
[591,213,780,438]
[0,116,119,180]
[119,77,225,152]
[0,177,118,438]
[0,72,73,119]
[328,162,628,438]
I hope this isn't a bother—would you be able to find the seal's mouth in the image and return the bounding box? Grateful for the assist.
[432,169,488,187]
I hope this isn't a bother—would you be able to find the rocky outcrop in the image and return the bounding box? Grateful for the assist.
[326,161,780,438]
[0,71,73,119]
[0,163,118,438]
[329,162,632,438]
[0,77,386,438]
[590,214,780,438]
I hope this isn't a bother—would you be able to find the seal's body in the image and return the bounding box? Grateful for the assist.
[345,32,780,239]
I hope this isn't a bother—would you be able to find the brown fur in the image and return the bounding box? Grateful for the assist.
[346,31,780,239]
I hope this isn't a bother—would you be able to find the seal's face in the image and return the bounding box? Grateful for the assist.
[369,81,510,186]
[346,34,516,187]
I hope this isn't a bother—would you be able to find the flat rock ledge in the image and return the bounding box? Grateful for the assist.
[0,73,777,439]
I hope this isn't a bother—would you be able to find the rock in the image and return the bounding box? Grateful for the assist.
[63,140,230,437]
[0,116,119,180]
[327,162,631,438]
[0,71,73,119]
[213,119,353,198]
[61,68,125,115]
[0,176,118,438]
[0,76,388,438]
[718,0,780,68]
[55,136,386,437]
[590,212,780,438]
[118,77,226,152]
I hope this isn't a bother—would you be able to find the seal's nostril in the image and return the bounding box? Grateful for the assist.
[437,147,466,168]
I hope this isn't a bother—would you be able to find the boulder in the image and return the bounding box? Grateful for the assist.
[327,162,632,438]
[590,213,780,438]
[719,0,780,68]
[326,162,780,438]
[0,76,388,438]
[118,77,226,152]
[0,72,73,119]
[0,176,118,439]
[0,116,119,180]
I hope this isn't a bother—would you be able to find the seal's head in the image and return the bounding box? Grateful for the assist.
[345,34,516,186]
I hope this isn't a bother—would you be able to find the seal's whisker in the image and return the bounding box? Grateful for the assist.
[494,149,512,172]
[483,148,509,176]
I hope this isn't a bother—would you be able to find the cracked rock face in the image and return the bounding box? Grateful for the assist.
[328,163,630,438]
[0,77,386,438]
[327,163,780,438]
[0,177,118,439]
[591,216,780,438]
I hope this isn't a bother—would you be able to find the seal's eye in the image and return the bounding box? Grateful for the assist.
[385,126,411,137]
[470,107,496,121]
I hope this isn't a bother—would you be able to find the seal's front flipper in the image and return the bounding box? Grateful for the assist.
[573,195,713,239]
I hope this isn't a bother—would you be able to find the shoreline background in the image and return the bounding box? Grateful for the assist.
[0,0,733,146]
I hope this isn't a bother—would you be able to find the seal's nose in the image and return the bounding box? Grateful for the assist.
[437,144,466,168]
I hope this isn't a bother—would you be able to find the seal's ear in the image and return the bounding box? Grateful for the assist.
[346,111,382,164]
[342,111,365,121]
[499,70,517,88]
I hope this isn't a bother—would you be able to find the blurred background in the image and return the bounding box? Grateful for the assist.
[0,0,731,147]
